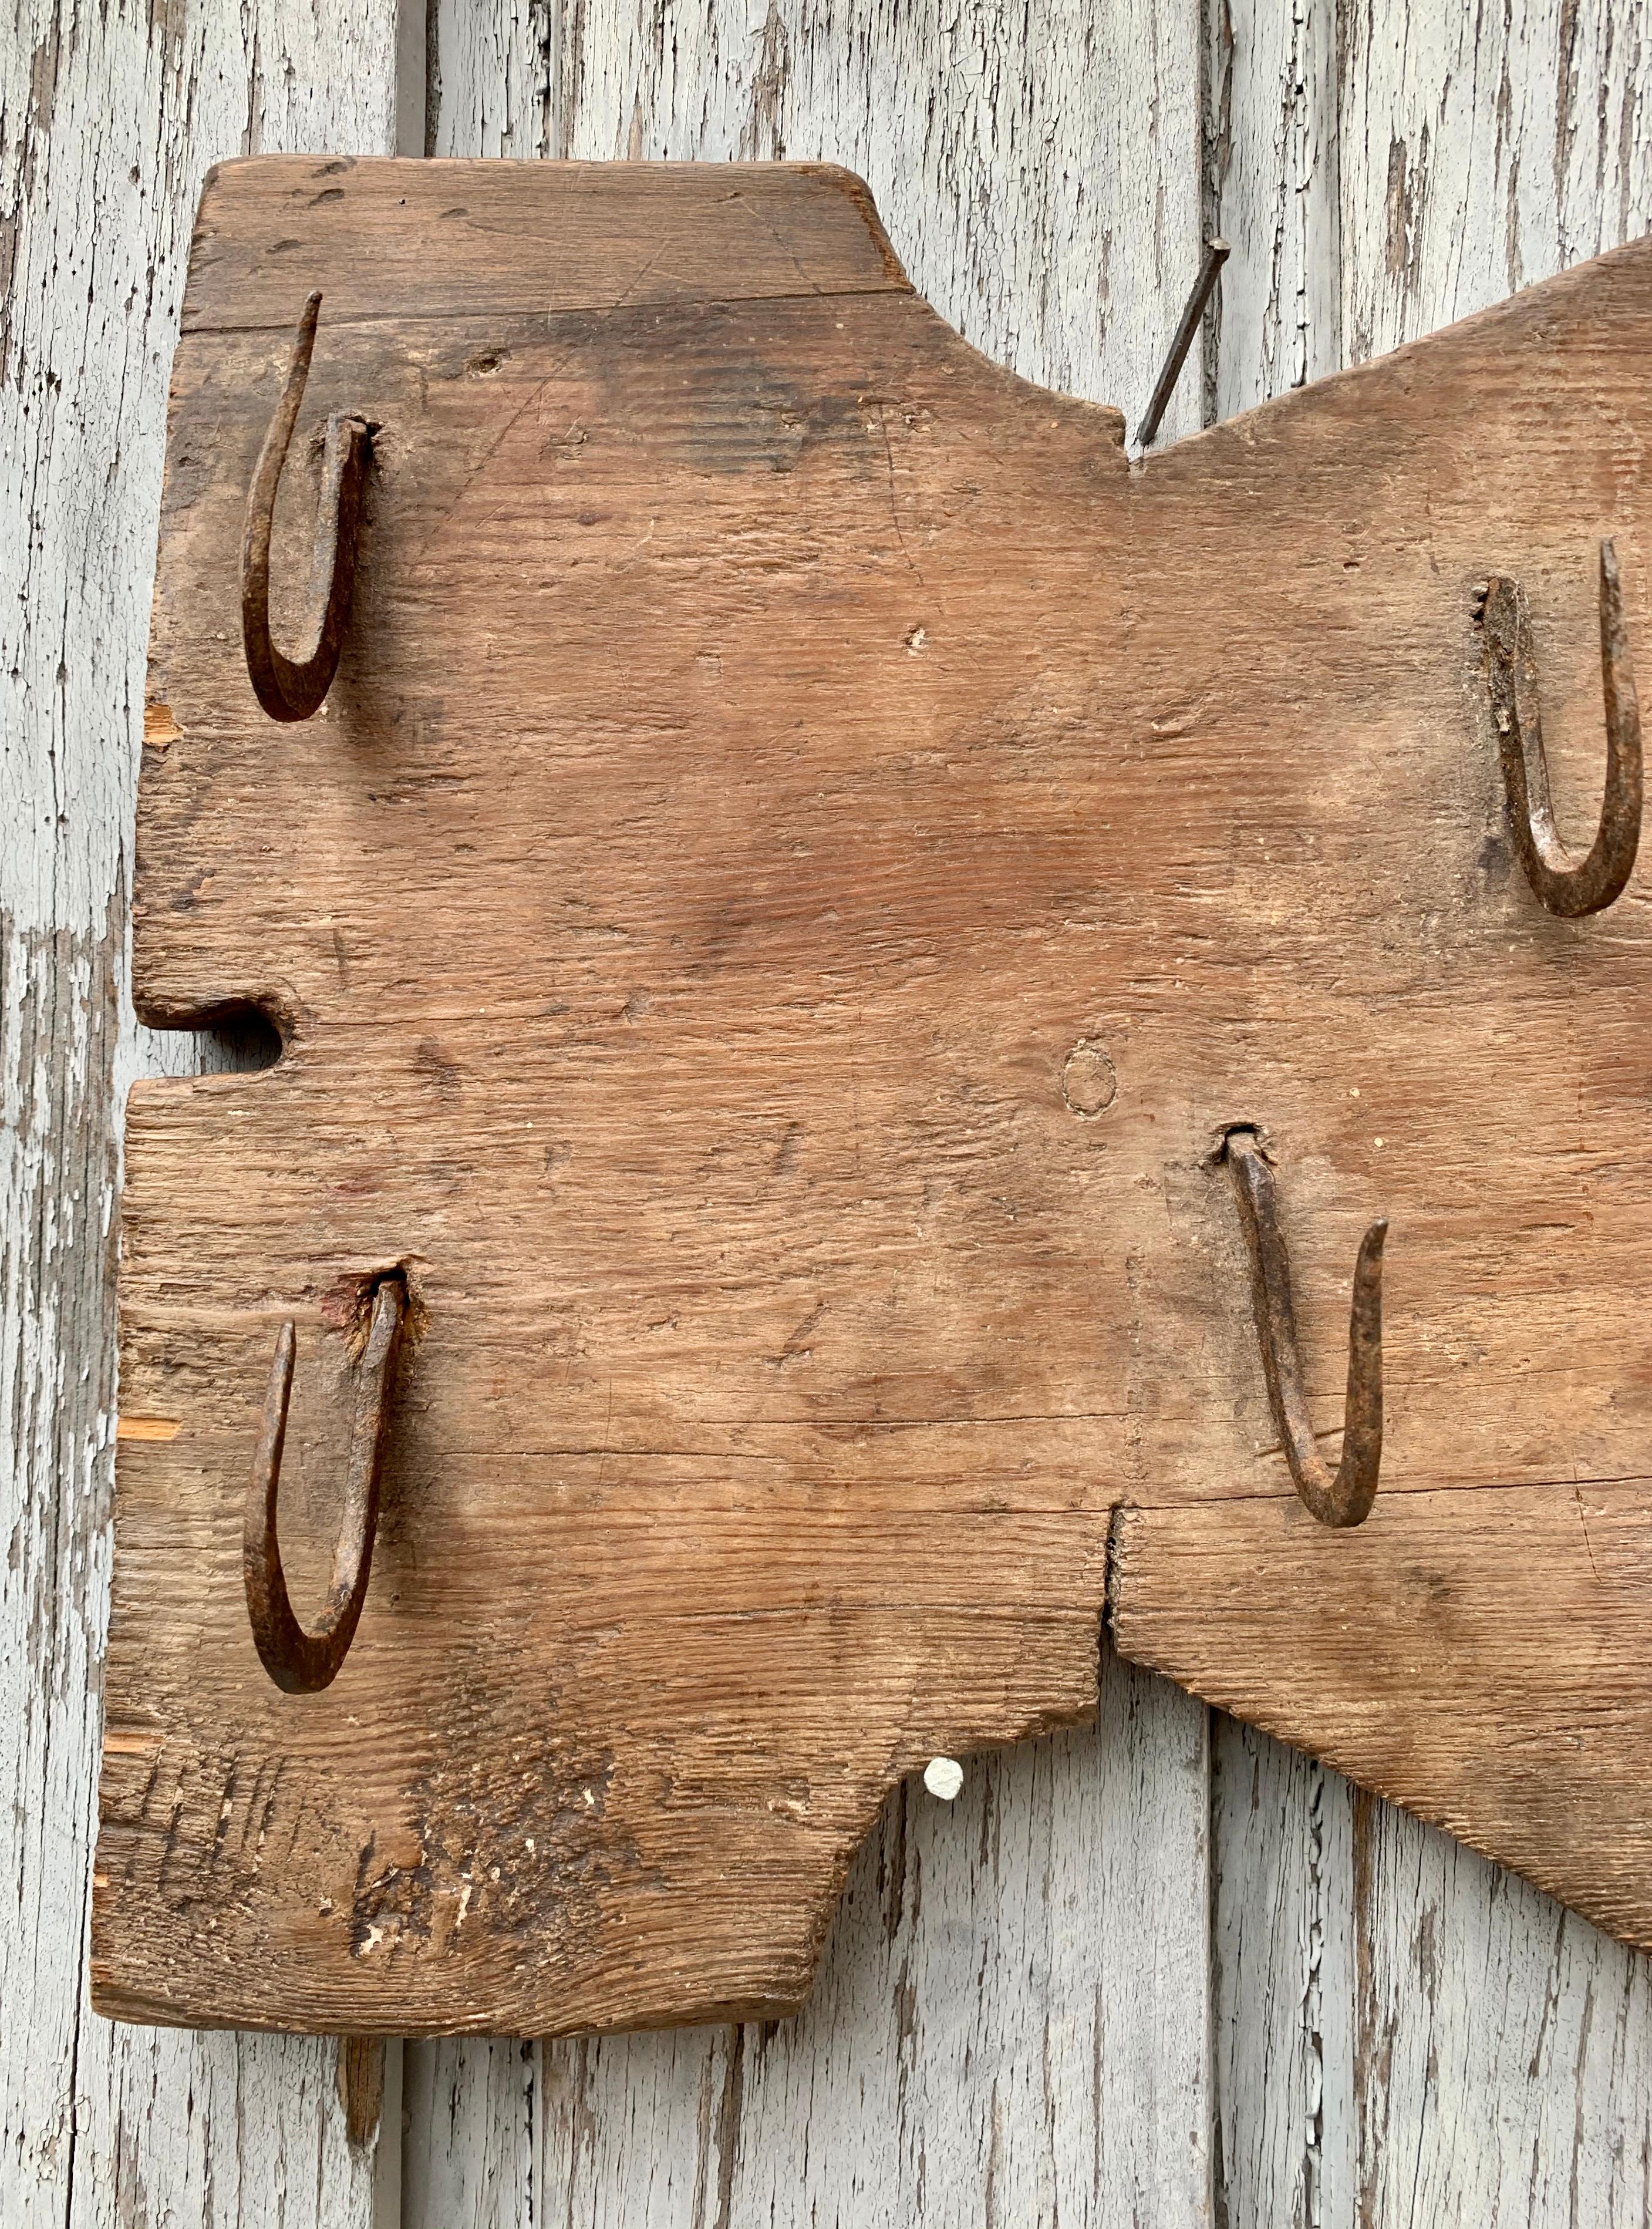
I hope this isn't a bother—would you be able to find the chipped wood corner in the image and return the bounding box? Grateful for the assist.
[94,156,1652,2036]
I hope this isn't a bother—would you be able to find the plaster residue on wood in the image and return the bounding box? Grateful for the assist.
[923,1756,965,1801]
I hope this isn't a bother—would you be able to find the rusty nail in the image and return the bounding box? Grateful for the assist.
[1136,237,1230,450]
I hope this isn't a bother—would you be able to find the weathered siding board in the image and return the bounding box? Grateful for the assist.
[402,2032,535,2227]
[1338,0,1652,366]
[0,1,399,2221]
[1209,1731,1357,2229]
[7,2,1652,2223]
[1,913,122,2223]
[1333,4,1652,2203]
[1350,1795,1652,2228]
[1206,0,1341,416]
[427,0,551,161]
[1203,12,1351,2224]
[1205,6,1652,2225]
[407,1,1212,2217]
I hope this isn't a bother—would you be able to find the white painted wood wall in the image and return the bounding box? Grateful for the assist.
[5,2,1651,2221]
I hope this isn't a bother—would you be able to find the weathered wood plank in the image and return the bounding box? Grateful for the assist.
[1202,7,1652,2225]
[1348,1789,1652,2227]
[1209,1722,1357,2228]
[0,0,399,2220]
[1334,8,1652,2219]
[1203,15,1353,2223]
[1120,1483,1652,1952]
[106,150,1652,2025]
[1208,0,1341,416]
[1340,0,1652,367]
[428,0,549,161]
[408,0,1210,2213]
[401,2031,535,2225]
[540,1673,1211,2228]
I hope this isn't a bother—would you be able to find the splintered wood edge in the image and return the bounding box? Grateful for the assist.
[87,1650,1110,2037]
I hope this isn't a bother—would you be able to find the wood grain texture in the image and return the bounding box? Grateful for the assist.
[1339,0,1652,367]
[1206,8,1652,2224]
[1347,1783,1652,2228]
[0,0,400,2221]
[96,144,1260,2041]
[1118,1485,1652,1946]
[410,1677,1211,2228]
[100,137,1652,2047]
[414,8,1214,2209]
[1209,1718,1357,2227]
[1329,8,1652,2224]
[1208,0,1341,416]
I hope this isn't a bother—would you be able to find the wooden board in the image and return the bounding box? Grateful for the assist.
[417,4,1218,2210]
[96,153,1652,2035]
[436,14,1652,2226]
[1306,15,1652,2224]
[0,4,403,2223]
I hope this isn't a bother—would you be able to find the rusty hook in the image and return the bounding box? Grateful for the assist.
[1221,1130,1387,1528]
[244,1278,405,1693]
[1481,538,1643,917]
[241,290,372,722]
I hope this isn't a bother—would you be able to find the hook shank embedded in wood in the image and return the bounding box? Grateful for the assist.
[241,289,372,722]
[244,1277,406,1692]
[1222,1129,1386,1528]
[1481,537,1642,917]
[1136,237,1229,450]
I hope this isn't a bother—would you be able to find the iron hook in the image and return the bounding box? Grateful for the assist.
[1221,1129,1387,1529]
[1481,537,1642,917]
[244,1277,406,1693]
[240,289,372,722]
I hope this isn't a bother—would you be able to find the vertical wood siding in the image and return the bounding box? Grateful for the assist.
[1210,11,1652,2225]
[0,5,399,2223]
[4,1,1651,2221]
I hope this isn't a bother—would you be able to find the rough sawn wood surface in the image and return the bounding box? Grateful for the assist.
[8,0,1652,2220]
[96,153,1652,2036]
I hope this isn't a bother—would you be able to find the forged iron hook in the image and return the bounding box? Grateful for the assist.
[1221,1129,1387,1529]
[244,1277,406,1693]
[1481,537,1642,917]
[241,289,372,722]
